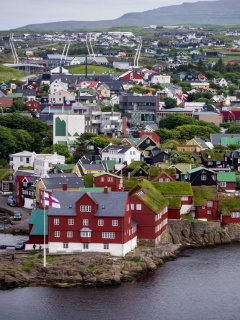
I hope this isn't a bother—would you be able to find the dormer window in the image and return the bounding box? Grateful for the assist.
[208,154,211,159]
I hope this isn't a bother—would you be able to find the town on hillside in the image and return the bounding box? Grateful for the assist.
[1,25,240,256]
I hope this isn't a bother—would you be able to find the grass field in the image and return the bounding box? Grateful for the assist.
[0,65,29,82]
[67,64,120,75]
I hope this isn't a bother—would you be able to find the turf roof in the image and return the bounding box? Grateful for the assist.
[219,195,240,216]
[192,186,218,205]
[126,161,144,170]
[201,150,225,161]
[152,181,193,195]
[166,197,181,208]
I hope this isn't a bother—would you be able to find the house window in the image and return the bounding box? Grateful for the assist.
[55,231,60,237]
[107,177,114,182]
[180,148,185,152]
[81,231,91,237]
[20,157,23,162]
[54,218,59,225]
[238,159,240,164]
[101,177,105,182]
[131,204,134,210]
[146,139,150,144]
[26,158,29,164]
[207,162,213,165]
[83,219,89,226]
[202,206,205,209]
[80,205,91,212]
[136,204,142,210]
[83,243,89,249]
[103,244,109,250]
[68,219,74,225]
[67,231,73,238]
[112,220,118,226]
[159,178,163,182]
[207,211,211,215]
[63,243,68,249]
[98,219,104,226]
[102,232,115,239]
[181,196,188,201]
[220,182,226,187]
[3,184,9,191]
[165,178,170,182]
[201,175,207,181]
[207,201,213,207]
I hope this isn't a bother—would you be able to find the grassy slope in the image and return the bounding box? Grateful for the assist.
[67,65,119,75]
[0,65,29,82]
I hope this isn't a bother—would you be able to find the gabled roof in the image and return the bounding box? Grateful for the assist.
[188,166,214,174]
[93,172,120,179]
[219,195,240,216]
[188,138,209,149]
[153,181,193,195]
[48,190,128,217]
[192,186,218,205]
[201,150,225,161]
[41,177,84,189]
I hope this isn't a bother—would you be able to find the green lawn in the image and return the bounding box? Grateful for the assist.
[67,64,119,75]
[0,65,29,82]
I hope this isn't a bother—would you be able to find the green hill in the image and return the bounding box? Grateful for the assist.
[67,65,118,75]
[0,65,29,83]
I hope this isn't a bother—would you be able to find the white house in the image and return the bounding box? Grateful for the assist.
[50,67,70,75]
[34,153,65,178]
[9,151,36,171]
[101,145,141,165]
[50,79,68,94]
[49,90,76,104]
[150,74,171,84]
[214,78,228,87]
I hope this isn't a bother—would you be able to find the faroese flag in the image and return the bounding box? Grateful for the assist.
[44,193,60,208]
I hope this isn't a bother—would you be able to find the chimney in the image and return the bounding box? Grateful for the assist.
[123,116,127,136]
[232,135,234,138]
[104,186,108,193]
[62,183,67,191]
[139,178,144,183]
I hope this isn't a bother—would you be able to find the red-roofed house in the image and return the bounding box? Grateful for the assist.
[77,81,100,89]
[118,71,144,84]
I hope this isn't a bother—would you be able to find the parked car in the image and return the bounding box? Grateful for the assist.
[15,241,25,250]
[7,195,14,205]
[9,199,17,207]
[13,211,22,221]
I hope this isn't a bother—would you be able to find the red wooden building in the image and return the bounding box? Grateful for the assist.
[192,186,219,221]
[129,181,169,246]
[93,172,123,191]
[118,71,144,83]
[25,99,40,112]
[47,189,137,256]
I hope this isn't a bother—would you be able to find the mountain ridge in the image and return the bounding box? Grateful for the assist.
[14,0,240,31]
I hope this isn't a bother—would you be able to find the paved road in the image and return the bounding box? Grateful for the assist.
[0,195,31,233]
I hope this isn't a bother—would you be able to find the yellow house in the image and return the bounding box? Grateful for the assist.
[35,176,84,203]
[190,81,210,90]
[176,138,209,153]
[96,83,110,98]
[73,161,106,177]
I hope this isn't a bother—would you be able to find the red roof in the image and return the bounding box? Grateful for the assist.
[77,81,99,88]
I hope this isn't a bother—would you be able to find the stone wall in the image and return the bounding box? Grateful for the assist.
[226,223,240,241]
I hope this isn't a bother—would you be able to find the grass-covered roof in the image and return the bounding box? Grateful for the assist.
[166,197,181,208]
[192,186,218,205]
[134,183,169,213]
[153,181,193,195]
[0,170,11,181]
[126,161,144,170]
[201,150,225,161]
[219,195,240,216]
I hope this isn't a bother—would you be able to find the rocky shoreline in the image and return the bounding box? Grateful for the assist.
[0,220,234,290]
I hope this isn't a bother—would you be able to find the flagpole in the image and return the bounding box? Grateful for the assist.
[44,197,46,267]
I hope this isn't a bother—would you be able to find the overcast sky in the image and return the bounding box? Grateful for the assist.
[1,0,217,30]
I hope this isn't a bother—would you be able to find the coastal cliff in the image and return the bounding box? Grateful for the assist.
[0,220,233,290]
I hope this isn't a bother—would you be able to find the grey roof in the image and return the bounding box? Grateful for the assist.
[80,227,92,232]
[211,134,240,145]
[103,145,131,154]
[48,190,128,217]
[48,173,77,178]
[81,163,106,170]
[42,177,84,189]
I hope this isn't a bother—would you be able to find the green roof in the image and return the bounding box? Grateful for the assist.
[192,138,209,149]
[29,209,48,236]
[126,161,144,169]
[166,197,181,208]
[132,181,169,213]
[201,150,225,161]
[131,166,148,176]
[188,166,213,174]
[217,172,236,183]
[95,160,121,172]
[192,186,218,205]
[93,172,119,178]
[153,181,193,195]
[149,167,162,176]
[53,164,74,171]
[124,178,141,191]
[170,164,192,174]
[220,137,240,145]
[7,93,23,98]
[0,170,10,181]
[219,195,240,216]
[79,187,111,192]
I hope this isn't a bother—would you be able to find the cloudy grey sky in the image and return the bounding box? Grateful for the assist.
[1,0,217,30]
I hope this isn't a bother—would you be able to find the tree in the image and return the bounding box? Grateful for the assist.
[175,125,213,140]
[163,97,177,109]
[0,126,16,158]
[81,132,98,140]
[72,134,90,163]
[154,128,179,143]
[12,129,34,151]
[42,144,71,158]
[226,123,240,134]
[159,114,196,130]
[90,136,111,149]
